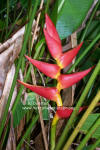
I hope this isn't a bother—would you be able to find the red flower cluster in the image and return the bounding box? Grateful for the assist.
[18,14,93,120]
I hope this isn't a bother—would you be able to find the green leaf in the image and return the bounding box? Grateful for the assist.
[55,0,94,39]
[80,113,100,139]
[13,91,49,128]
[13,100,27,128]
[26,92,49,120]
[41,98,49,120]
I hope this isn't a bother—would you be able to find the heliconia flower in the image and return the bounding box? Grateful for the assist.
[57,67,93,90]
[25,55,60,79]
[56,106,87,119]
[57,42,83,69]
[44,14,62,60]
[18,80,63,106]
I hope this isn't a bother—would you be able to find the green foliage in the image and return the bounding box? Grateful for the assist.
[55,0,94,39]
[0,0,100,149]
[26,92,49,120]
[19,0,47,8]
[80,113,100,139]
[13,100,27,128]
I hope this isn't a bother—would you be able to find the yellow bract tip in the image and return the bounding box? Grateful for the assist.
[56,59,64,69]
[54,70,61,79]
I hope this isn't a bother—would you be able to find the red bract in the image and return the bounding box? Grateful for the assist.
[56,106,87,119]
[44,28,62,60]
[18,80,58,102]
[57,42,83,68]
[44,14,62,60]
[45,14,61,44]
[25,55,60,79]
[57,67,93,89]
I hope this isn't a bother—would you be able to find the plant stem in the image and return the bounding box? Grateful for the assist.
[67,33,100,73]
[63,90,100,150]
[76,116,100,150]
[50,114,59,150]
[80,1,100,42]
[55,61,100,150]
[17,114,39,150]
[0,0,39,138]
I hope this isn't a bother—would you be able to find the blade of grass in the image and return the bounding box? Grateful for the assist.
[67,33,100,73]
[0,0,39,138]
[6,0,9,36]
[6,9,23,39]
[45,0,50,13]
[76,115,100,150]
[17,114,39,150]
[63,90,100,150]
[55,60,100,150]
[80,1,100,42]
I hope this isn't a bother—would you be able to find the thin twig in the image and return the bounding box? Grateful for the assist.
[31,0,44,50]
[24,139,35,150]
[31,67,48,150]
[71,32,77,106]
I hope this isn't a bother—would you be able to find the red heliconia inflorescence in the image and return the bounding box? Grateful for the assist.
[18,14,94,119]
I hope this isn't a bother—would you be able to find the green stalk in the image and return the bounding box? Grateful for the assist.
[76,116,100,150]
[17,114,39,150]
[0,0,39,138]
[51,125,57,150]
[6,9,23,39]
[50,116,59,150]
[45,0,51,13]
[63,90,100,150]
[91,136,100,150]
[6,0,9,35]
[80,1,100,42]
[55,61,100,150]
[67,33,100,73]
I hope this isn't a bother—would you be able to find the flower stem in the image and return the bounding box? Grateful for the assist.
[51,114,59,150]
